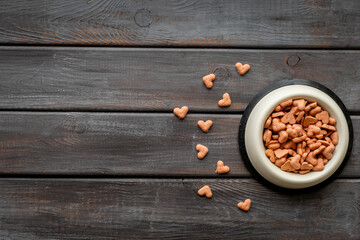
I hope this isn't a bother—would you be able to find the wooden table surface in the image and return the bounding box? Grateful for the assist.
[0,1,359,239]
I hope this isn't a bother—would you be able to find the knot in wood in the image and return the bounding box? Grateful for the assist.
[213,66,230,79]
[287,54,300,67]
[75,123,87,134]
[134,9,153,27]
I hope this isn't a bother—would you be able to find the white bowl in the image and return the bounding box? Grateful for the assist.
[240,80,352,189]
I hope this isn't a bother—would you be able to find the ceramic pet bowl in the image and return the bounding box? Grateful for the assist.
[239,79,353,190]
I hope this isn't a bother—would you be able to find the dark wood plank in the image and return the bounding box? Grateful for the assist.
[0,113,358,177]
[1,0,360,48]
[0,47,359,112]
[0,178,358,239]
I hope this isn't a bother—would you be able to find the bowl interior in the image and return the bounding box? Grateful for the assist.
[244,84,349,189]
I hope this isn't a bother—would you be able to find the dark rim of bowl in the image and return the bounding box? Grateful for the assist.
[238,79,353,193]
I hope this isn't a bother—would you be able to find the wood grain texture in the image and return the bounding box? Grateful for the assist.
[1,0,360,48]
[0,113,358,177]
[0,178,359,239]
[0,47,359,112]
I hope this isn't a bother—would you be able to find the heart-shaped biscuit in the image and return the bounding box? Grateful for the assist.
[215,160,230,174]
[303,116,317,127]
[323,143,335,160]
[286,126,302,138]
[329,117,336,125]
[299,169,311,175]
[280,160,296,172]
[293,99,306,110]
[263,129,272,143]
[305,152,318,166]
[275,157,287,167]
[264,117,272,128]
[272,118,286,132]
[301,162,313,170]
[289,155,301,170]
[316,111,329,124]
[307,125,321,138]
[274,149,288,158]
[318,140,330,146]
[272,111,285,118]
[235,63,250,76]
[265,149,275,163]
[218,93,231,107]
[202,73,216,89]
[330,132,338,146]
[295,111,305,123]
[279,99,293,108]
[197,120,213,133]
[237,199,251,212]
[304,102,317,112]
[173,106,188,119]
[309,106,321,116]
[196,144,208,160]
[288,149,297,156]
[313,158,324,171]
[281,112,296,124]
[198,185,212,198]
[322,124,336,131]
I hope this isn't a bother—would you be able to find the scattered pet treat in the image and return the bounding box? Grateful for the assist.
[202,73,216,89]
[235,62,250,75]
[218,93,231,107]
[196,144,209,160]
[197,120,213,133]
[198,185,212,198]
[215,160,230,174]
[237,199,251,212]
[263,98,337,174]
[173,106,188,119]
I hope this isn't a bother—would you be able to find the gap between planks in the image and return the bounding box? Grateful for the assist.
[2,46,360,52]
[0,110,359,116]
[0,175,358,179]
[0,178,359,182]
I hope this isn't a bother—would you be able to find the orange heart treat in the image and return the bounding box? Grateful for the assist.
[197,120,213,133]
[215,160,230,174]
[237,199,251,212]
[279,99,293,108]
[264,117,272,128]
[272,118,286,132]
[313,157,324,171]
[263,98,337,174]
[304,102,317,112]
[329,117,336,125]
[198,185,212,199]
[218,93,231,107]
[202,73,215,89]
[274,149,288,158]
[293,99,306,110]
[303,116,317,127]
[196,144,208,160]
[265,149,275,163]
[173,106,188,119]
[316,111,329,124]
[280,160,297,172]
[289,155,301,170]
[235,62,250,76]
[330,132,338,145]
[309,106,321,116]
